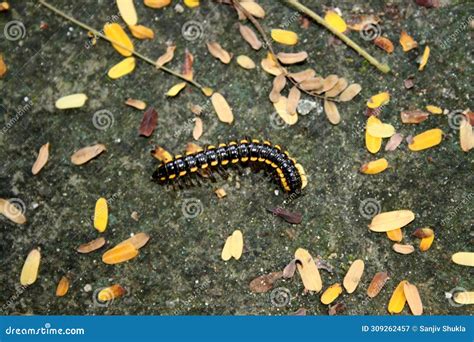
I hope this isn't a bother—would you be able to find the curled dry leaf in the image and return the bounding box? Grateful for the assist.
[206,42,232,64]
[324,10,347,33]
[295,248,323,292]
[325,78,348,98]
[98,284,126,302]
[277,51,308,65]
[70,144,106,165]
[404,282,423,315]
[77,237,106,254]
[211,92,234,124]
[288,69,316,83]
[321,283,343,305]
[267,207,302,224]
[144,0,171,9]
[328,302,346,316]
[283,259,297,278]
[104,23,134,56]
[374,36,394,53]
[182,49,194,80]
[451,252,474,267]
[236,55,256,69]
[193,117,203,140]
[292,308,307,316]
[369,210,415,232]
[399,31,418,52]
[400,110,429,124]
[94,197,108,233]
[0,199,26,224]
[385,133,403,151]
[392,243,415,255]
[360,158,389,175]
[367,92,390,109]
[408,128,443,151]
[240,1,265,18]
[338,83,361,102]
[249,271,283,293]
[367,272,390,298]
[129,25,154,40]
[32,142,49,175]
[116,0,137,26]
[166,82,187,97]
[139,107,158,137]
[151,146,173,162]
[55,93,88,109]
[366,116,382,153]
[102,242,139,264]
[156,44,176,67]
[412,227,434,239]
[287,86,301,116]
[419,46,430,71]
[117,232,150,250]
[238,23,262,50]
[271,29,298,45]
[221,230,243,261]
[108,57,136,79]
[388,280,408,314]
[56,276,70,297]
[324,100,341,125]
[343,259,364,293]
[386,228,403,242]
[269,74,286,103]
[20,248,41,285]
[214,188,227,199]
[125,98,146,110]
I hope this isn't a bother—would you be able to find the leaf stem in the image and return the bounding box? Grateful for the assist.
[38,0,207,91]
[284,0,390,74]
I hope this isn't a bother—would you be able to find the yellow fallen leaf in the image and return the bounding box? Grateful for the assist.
[454,291,474,305]
[451,252,474,267]
[55,93,88,109]
[56,276,70,297]
[324,10,347,33]
[369,210,415,232]
[419,46,430,71]
[386,228,403,242]
[129,25,154,40]
[221,230,243,260]
[274,96,298,126]
[236,55,256,69]
[321,283,343,305]
[294,248,322,292]
[419,233,435,252]
[426,105,442,114]
[108,57,136,79]
[367,91,390,109]
[144,0,171,8]
[104,23,134,57]
[399,30,418,52]
[343,259,364,293]
[166,82,187,96]
[408,128,443,151]
[32,142,50,175]
[365,116,382,153]
[388,280,407,314]
[211,92,234,124]
[184,0,199,8]
[94,197,108,233]
[102,242,139,264]
[221,236,233,261]
[404,282,423,315]
[201,87,214,97]
[116,0,137,26]
[20,248,41,285]
[367,122,396,138]
[460,117,474,152]
[0,54,7,77]
[271,29,298,45]
[360,158,389,175]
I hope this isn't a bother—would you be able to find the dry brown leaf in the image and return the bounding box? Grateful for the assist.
[125,98,147,110]
[338,83,361,102]
[343,259,364,293]
[215,188,227,199]
[211,92,234,124]
[288,69,316,83]
[77,237,106,254]
[282,259,297,278]
[324,100,341,125]
[238,23,262,50]
[32,142,49,175]
[70,144,106,165]
[55,276,70,297]
[385,133,403,151]
[156,44,176,67]
[129,25,154,40]
[139,107,158,136]
[369,210,415,232]
[151,146,173,162]
[117,232,150,250]
[274,96,298,126]
[207,42,232,64]
[182,49,194,80]
[0,198,27,224]
[295,248,322,292]
[325,78,348,98]
[374,36,394,53]
[240,1,265,18]
[392,243,415,255]
[299,77,323,91]
[400,110,429,124]
[193,117,203,140]
[277,51,308,65]
[404,282,423,315]
[249,272,282,293]
[261,53,284,76]
[287,86,301,116]
[321,74,339,93]
[367,272,389,298]
[236,55,256,69]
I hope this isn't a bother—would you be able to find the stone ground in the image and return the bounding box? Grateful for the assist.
[0,0,472,315]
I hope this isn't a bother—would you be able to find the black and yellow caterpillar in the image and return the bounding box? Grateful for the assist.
[152,139,304,194]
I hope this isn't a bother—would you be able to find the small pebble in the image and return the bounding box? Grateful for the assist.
[83,284,92,292]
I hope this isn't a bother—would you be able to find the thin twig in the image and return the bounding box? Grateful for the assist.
[284,0,390,74]
[39,0,210,93]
